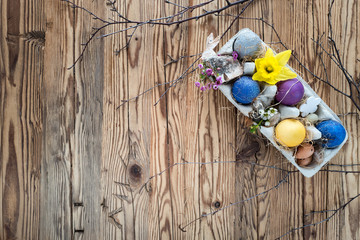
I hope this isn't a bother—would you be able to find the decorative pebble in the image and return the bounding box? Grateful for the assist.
[275,119,306,147]
[296,143,314,159]
[243,62,256,75]
[233,29,263,59]
[279,105,300,119]
[299,97,321,117]
[306,126,322,141]
[316,120,346,148]
[296,156,313,167]
[232,76,260,104]
[254,84,277,108]
[275,78,305,106]
[305,113,319,124]
[269,113,281,126]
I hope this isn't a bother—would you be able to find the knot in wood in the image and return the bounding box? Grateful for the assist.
[129,164,142,180]
[214,201,221,208]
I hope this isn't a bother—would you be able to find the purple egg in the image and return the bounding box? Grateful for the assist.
[275,78,304,106]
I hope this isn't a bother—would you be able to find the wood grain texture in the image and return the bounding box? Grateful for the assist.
[40,0,74,238]
[165,0,202,239]
[100,0,129,239]
[72,0,104,239]
[326,1,360,239]
[1,0,44,238]
[1,0,360,239]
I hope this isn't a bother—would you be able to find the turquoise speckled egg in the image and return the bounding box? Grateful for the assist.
[316,120,346,148]
[232,76,260,104]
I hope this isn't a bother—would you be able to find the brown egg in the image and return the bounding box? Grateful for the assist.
[296,156,313,167]
[295,143,314,159]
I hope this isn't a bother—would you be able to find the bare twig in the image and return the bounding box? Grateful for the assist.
[63,0,253,69]
[164,53,202,67]
[154,56,201,106]
[277,193,360,239]
[179,172,291,232]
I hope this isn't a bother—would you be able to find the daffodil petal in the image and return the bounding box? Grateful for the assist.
[265,77,278,85]
[265,48,274,58]
[254,58,262,68]
[275,50,292,66]
[276,66,297,81]
[252,72,263,81]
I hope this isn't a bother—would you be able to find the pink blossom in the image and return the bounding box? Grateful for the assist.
[198,63,204,69]
[195,82,201,87]
[206,68,213,76]
[232,51,239,60]
[213,84,218,90]
[200,86,205,91]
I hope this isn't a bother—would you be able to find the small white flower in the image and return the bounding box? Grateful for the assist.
[269,108,277,114]
[259,109,264,115]
[264,121,270,126]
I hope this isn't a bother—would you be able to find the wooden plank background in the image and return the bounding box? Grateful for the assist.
[1,0,359,239]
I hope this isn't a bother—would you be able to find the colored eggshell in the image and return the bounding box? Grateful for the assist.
[296,143,314,159]
[232,76,260,104]
[296,156,313,167]
[275,78,305,106]
[316,120,346,148]
[275,119,306,147]
[233,30,263,59]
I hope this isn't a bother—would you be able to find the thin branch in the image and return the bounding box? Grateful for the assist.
[164,53,202,67]
[116,58,199,109]
[165,0,187,9]
[69,24,112,69]
[328,163,360,167]
[154,56,201,106]
[179,172,291,232]
[62,0,111,23]
[63,0,254,68]
[220,0,255,39]
[277,193,360,239]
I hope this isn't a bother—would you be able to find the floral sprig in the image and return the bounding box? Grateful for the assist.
[250,107,278,133]
[195,62,223,91]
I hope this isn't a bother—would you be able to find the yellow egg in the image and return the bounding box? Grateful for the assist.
[275,119,306,147]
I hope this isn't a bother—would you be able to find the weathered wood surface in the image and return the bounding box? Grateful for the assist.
[1,0,359,239]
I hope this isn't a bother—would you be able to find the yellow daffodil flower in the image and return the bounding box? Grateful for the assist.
[252,48,297,85]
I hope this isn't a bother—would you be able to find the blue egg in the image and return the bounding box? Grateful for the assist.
[316,120,346,148]
[232,76,260,104]
[233,29,263,59]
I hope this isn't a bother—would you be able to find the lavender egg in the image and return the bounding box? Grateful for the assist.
[275,78,304,106]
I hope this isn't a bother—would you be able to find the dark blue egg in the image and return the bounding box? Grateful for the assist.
[232,76,260,104]
[316,120,346,148]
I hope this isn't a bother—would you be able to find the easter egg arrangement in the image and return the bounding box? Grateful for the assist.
[198,28,348,177]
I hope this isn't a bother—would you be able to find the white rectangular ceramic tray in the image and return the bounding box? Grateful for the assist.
[217,28,348,178]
